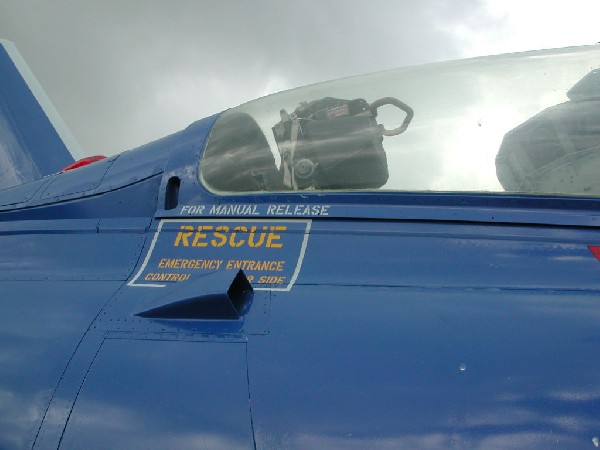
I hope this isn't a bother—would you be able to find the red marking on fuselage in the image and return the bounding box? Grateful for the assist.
[588,245,600,261]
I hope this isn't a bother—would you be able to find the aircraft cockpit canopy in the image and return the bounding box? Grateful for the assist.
[200,45,600,198]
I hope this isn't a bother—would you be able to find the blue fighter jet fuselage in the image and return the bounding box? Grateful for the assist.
[1,40,600,449]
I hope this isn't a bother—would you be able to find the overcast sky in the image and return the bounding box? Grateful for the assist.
[0,0,598,156]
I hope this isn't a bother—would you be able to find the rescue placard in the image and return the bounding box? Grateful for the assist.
[128,219,311,291]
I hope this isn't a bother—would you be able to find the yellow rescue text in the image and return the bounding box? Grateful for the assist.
[173,225,286,249]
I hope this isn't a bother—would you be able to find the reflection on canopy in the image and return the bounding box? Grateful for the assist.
[201,46,600,197]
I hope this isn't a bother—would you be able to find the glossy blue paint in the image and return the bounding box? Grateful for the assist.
[0,219,146,280]
[59,339,254,449]
[0,176,161,221]
[249,286,600,448]
[40,157,115,199]
[0,177,51,207]
[0,214,150,449]
[34,331,106,449]
[0,282,121,449]
[0,42,74,188]
[245,219,600,448]
[296,220,600,290]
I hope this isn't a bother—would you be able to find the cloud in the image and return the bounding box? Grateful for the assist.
[438,0,600,58]
[0,0,469,155]
[0,1,596,155]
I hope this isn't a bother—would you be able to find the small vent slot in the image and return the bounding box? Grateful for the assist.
[135,270,254,320]
[228,270,254,315]
[164,176,181,210]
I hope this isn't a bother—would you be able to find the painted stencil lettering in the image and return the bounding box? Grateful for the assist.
[128,219,311,291]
